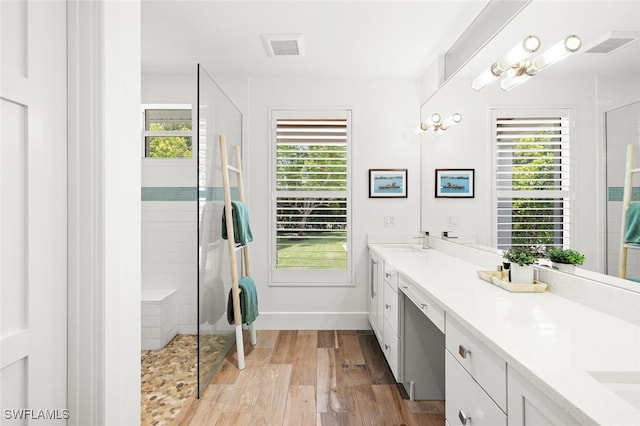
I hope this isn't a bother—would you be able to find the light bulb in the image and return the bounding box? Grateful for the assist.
[472,35,540,91]
[527,34,581,75]
[441,113,462,129]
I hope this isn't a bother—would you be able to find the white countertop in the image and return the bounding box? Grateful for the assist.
[369,243,640,426]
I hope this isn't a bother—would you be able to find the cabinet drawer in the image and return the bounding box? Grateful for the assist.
[446,317,506,411]
[399,275,444,333]
[384,262,398,291]
[446,351,506,426]
[383,281,399,334]
[383,319,399,380]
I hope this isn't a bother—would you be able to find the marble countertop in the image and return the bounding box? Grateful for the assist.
[369,243,640,426]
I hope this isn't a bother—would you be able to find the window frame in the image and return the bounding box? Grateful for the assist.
[141,103,193,159]
[269,108,353,287]
[491,107,575,250]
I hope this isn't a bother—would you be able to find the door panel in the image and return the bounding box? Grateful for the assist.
[0,0,67,419]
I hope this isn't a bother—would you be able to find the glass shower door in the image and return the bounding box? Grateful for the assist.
[196,64,243,397]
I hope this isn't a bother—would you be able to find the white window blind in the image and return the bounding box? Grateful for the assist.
[493,109,572,250]
[271,110,351,285]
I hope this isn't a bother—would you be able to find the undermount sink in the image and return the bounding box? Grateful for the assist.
[381,244,428,252]
[588,371,640,410]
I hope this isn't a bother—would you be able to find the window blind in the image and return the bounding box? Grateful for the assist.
[274,118,349,276]
[494,113,572,250]
[273,116,349,274]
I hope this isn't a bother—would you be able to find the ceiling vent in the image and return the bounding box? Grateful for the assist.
[583,31,640,54]
[261,33,305,57]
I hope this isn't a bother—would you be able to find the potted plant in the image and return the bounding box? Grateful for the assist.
[546,248,585,273]
[503,247,537,283]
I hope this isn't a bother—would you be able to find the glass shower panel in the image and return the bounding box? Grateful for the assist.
[197,65,243,397]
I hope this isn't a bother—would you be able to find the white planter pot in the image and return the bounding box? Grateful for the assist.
[510,264,534,284]
[553,262,576,274]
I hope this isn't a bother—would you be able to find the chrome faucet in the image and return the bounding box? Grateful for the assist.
[413,231,430,249]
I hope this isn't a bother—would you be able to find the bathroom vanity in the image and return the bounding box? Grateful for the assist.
[368,238,640,426]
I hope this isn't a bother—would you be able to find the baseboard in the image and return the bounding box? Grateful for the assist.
[252,312,370,330]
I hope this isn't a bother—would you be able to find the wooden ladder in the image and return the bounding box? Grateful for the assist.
[220,134,256,370]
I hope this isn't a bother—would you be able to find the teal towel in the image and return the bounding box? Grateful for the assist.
[222,201,253,246]
[226,276,259,325]
[625,203,640,244]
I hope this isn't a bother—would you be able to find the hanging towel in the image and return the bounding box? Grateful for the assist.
[625,202,640,244]
[222,201,253,246]
[227,276,259,326]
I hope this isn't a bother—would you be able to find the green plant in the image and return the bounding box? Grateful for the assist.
[546,248,585,265]
[502,247,537,266]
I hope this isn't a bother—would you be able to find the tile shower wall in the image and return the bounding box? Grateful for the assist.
[142,158,198,334]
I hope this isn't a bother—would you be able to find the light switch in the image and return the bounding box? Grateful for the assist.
[384,214,395,227]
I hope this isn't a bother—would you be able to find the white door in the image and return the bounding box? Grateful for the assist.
[1,0,67,422]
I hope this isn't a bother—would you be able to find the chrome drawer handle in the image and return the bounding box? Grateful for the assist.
[385,272,394,277]
[458,344,471,359]
[458,409,470,425]
[385,304,392,309]
[384,344,390,350]
[420,303,430,310]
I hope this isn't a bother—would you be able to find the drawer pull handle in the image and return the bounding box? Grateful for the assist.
[402,285,408,290]
[458,344,471,359]
[384,344,390,350]
[385,272,394,278]
[458,409,471,425]
[420,303,430,310]
[385,304,392,309]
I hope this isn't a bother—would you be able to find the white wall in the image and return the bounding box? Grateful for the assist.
[420,74,599,271]
[247,77,421,329]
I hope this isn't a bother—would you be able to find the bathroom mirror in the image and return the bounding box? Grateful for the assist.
[419,1,640,286]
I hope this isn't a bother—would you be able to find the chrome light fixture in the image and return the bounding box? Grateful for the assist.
[473,34,581,91]
[416,112,462,134]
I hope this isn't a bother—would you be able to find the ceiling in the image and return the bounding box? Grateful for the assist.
[141,0,490,78]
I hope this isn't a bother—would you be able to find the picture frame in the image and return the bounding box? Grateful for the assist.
[435,169,475,198]
[369,169,408,198]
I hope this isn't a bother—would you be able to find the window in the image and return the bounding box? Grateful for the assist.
[492,109,572,250]
[270,110,352,285]
[142,105,192,158]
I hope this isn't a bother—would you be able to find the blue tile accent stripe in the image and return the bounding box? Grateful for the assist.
[141,187,238,201]
[608,187,640,202]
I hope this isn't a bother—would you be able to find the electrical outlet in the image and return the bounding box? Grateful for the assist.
[448,216,458,227]
[384,214,395,227]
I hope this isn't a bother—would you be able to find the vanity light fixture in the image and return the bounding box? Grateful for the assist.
[472,35,541,91]
[473,34,581,92]
[416,112,462,134]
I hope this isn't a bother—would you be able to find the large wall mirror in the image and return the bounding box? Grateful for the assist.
[420,1,640,289]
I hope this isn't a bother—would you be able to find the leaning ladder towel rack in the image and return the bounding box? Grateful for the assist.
[219,134,257,370]
[619,144,640,278]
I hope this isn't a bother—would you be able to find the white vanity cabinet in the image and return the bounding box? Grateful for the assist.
[368,251,383,345]
[445,316,507,426]
[382,262,400,380]
[507,367,580,426]
[446,351,507,426]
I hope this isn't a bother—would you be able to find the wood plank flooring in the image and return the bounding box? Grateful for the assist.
[175,330,444,426]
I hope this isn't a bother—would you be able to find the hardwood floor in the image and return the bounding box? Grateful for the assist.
[175,330,445,425]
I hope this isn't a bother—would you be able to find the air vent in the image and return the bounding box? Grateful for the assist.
[583,31,640,54]
[261,33,305,57]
